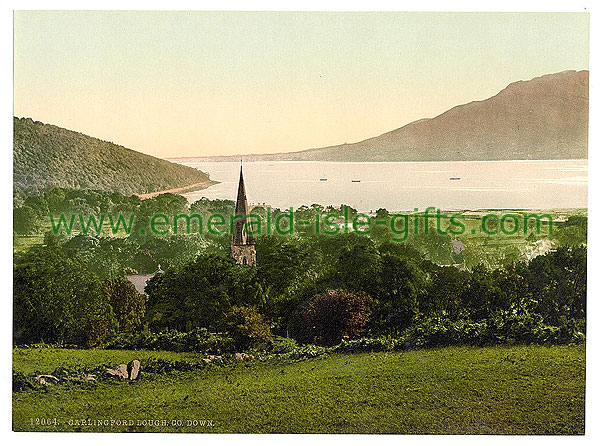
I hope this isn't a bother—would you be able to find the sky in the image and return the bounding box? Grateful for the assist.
[13,11,589,158]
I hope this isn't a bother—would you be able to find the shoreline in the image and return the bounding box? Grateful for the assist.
[166,157,588,164]
[137,180,217,200]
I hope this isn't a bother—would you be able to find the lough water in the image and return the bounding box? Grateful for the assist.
[173,159,587,212]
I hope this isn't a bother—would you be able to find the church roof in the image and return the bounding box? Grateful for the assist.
[125,266,163,295]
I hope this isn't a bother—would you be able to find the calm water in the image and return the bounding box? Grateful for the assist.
[173,159,587,212]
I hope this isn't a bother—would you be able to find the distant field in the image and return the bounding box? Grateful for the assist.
[13,345,585,434]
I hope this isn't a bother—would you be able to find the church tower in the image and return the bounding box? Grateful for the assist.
[230,162,257,266]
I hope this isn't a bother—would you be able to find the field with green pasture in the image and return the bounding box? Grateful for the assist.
[13,344,585,434]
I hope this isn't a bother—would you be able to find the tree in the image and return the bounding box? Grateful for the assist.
[140,234,204,271]
[461,264,502,319]
[421,265,470,318]
[13,205,40,235]
[372,252,424,334]
[322,233,382,296]
[145,254,260,332]
[132,249,158,274]
[525,246,586,325]
[256,235,318,296]
[103,277,146,332]
[13,246,116,345]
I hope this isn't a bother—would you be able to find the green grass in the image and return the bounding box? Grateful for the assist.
[13,344,585,434]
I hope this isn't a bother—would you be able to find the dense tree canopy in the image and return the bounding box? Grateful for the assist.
[12,190,587,349]
[14,246,116,345]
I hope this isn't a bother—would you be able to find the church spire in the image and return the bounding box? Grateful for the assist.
[232,162,254,246]
[235,162,248,216]
[230,162,257,266]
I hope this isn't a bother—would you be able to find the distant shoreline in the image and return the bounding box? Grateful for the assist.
[166,157,588,164]
[137,180,217,199]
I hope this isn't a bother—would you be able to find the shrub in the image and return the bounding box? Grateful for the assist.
[104,328,235,354]
[270,336,298,354]
[221,306,273,350]
[301,289,374,346]
[284,344,330,360]
[334,336,399,353]
[395,314,585,350]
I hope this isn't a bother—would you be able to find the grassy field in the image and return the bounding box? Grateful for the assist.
[13,344,585,434]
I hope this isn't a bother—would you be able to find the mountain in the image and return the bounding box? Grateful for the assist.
[188,70,588,162]
[13,117,214,199]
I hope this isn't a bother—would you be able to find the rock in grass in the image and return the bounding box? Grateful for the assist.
[105,364,129,380]
[128,360,141,380]
[116,364,129,379]
[36,375,59,385]
[105,368,119,378]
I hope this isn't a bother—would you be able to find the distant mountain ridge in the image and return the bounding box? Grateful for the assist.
[185,70,588,162]
[13,117,214,200]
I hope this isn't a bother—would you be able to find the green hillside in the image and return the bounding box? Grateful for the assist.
[13,117,213,201]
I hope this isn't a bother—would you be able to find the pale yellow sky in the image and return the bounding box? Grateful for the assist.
[14,11,589,158]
